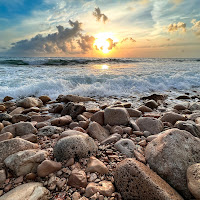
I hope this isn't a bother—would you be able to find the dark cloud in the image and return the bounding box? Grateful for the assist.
[106,38,118,50]
[77,34,95,52]
[121,37,136,43]
[168,22,186,32]
[93,7,108,24]
[8,20,82,55]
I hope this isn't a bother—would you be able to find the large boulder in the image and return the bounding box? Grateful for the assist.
[4,149,47,176]
[160,112,186,125]
[145,128,200,199]
[187,163,200,199]
[136,117,164,135]
[38,126,63,136]
[88,122,109,142]
[61,102,86,119]
[16,97,43,108]
[1,122,37,137]
[104,107,130,126]
[0,182,49,200]
[0,138,38,164]
[114,158,183,200]
[53,134,98,161]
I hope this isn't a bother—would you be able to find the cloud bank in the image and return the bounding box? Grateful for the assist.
[93,7,108,24]
[191,19,200,36]
[168,22,186,32]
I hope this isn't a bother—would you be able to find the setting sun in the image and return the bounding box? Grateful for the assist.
[93,32,118,54]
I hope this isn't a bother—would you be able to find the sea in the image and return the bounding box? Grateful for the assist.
[0,57,200,101]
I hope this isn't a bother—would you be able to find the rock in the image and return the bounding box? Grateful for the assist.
[12,114,30,123]
[188,112,200,121]
[3,96,13,102]
[31,115,51,122]
[61,102,86,119]
[68,169,87,188]
[0,182,49,200]
[54,134,98,161]
[4,150,47,176]
[49,103,64,113]
[57,94,95,103]
[85,181,115,197]
[88,122,109,142]
[0,170,6,186]
[86,156,108,174]
[51,116,72,126]
[16,97,43,108]
[38,126,63,136]
[114,158,183,200]
[136,117,164,135]
[134,150,146,163]
[187,163,200,199]
[126,108,142,117]
[0,123,3,132]
[59,130,87,139]
[129,119,140,131]
[21,134,37,143]
[160,112,186,125]
[9,107,25,116]
[174,104,187,110]
[146,134,158,142]
[0,114,12,122]
[138,105,153,113]
[189,103,200,111]
[176,95,190,100]
[22,107,40,114]
[35,122,48,129]
[1,122,37,137]
[145,128,200,199]
[104,107,130,126]
[110,126,123,135]
[72,192,81,200]
[0,138,38,164]
[77,114,88,121]
[175,120,200,138]
[114,139,136,157]
[100,133,121,145]
[0,105,6,112]
[0,132,13,142]
[91,111,104,126]
[39,95,51,104]
[145,100,158,109]
[141,94,166,102]
[37,160,62,177]
[79,121,89,129]
[123,127,133,135]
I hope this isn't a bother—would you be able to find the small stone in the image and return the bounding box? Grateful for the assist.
[3,96,13,102]
[138,139,147,146]
[110,126,123,135]
[51,116,72,126]
[68,169,87,188]
[160,112,186,125]
[66,158,75,167]
[21,134,37,143]
[13,176,23,184]
[0,105,6,112]
[0,132,13,142]
[174,104,187,110]
[72,192,81,200]
[39,95,51,104]
[134,150,146,163]
[126,108,142,117]
[26,173,36,180]
[145,100,158,109]
[86,156,108,174]
[37,160,62,177]
[91,111,104,126]
[38,126,63,136]
[138,105,153,113]
[0,123,4,132]
[100,133,121,145]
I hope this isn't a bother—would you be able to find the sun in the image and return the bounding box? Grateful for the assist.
[93,32,118,54]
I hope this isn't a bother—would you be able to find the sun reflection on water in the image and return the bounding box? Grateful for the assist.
[101,64,109,69]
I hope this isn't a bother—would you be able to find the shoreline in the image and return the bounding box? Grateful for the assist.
[0,93,200,199]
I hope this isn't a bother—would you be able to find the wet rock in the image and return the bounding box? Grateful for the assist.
[160,112,186,125]
[187,163,200,199]
[85,181,115,197]
[68,169,87,188]
[0,132,13,142]
[4,149,47,176]
[88,122,109,142]
[145,100,158,109]
[31,115,51,122]
[100,133,121,145]
[104,107,130,126]
[138,105,153,113]
[39,95,51,104]
[91,111,104,126]
[61,102,86,119]
[136,117,164,135]
[175,120,200,138]
[86,156,108,174]
[0,182,49,200]
[0,114,12,122]
[0,170,6,186]
[51,116,72,126]
[126,108,142,117]
[114,139,136,157]
[16,97,43,108]
[0,138,38,164]
[37,160,62,177]
[12,114,30,123]
[54,134,98,161]
[114,158,183,200]
[38,126,63,136]
[145,128,200,199]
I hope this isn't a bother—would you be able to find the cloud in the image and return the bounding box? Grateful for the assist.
[191,19,200,36]
[106,38,118,50]
[8,20,83,55]
[77,34,95,52]
[121,37,136,43]
[168,22,186,32]
[93,7,108,24]
[170,0,183,5]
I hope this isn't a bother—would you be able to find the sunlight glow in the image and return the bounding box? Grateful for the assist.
[101,64,109,69]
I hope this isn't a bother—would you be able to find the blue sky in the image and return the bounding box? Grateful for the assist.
[0,0,200,57]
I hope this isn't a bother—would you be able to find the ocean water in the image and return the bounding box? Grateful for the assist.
[0,57,200,100]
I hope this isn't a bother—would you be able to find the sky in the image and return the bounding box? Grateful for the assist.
[0,0,200,58]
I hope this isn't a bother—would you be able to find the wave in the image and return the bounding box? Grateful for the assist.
[0,59,29,65]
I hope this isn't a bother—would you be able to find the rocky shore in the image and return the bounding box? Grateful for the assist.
[0,93,200,200]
